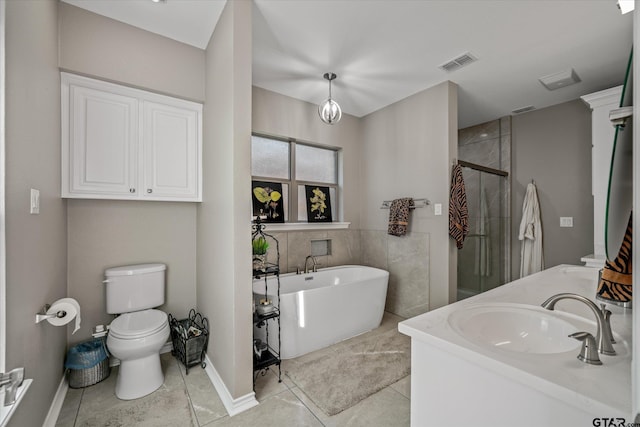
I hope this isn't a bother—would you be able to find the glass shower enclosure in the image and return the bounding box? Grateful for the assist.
[457,160,510,300]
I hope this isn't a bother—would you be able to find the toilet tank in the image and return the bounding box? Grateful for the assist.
[105,263,166,314]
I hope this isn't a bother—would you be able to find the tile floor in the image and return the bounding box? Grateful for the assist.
[56,313,410,427]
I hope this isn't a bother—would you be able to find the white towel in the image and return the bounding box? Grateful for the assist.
[519,183,544,277]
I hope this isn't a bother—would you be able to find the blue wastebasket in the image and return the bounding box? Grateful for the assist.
[65,338,110,388]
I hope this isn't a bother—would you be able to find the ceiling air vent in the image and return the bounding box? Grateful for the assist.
[439,52,478,72]
[538,69,581,91]
[512,105,536,115]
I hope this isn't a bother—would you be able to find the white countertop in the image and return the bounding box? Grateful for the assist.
[399,265,633,415]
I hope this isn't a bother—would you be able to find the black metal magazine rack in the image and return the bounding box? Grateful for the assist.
[169,309,209,375]
[252,218,282,386]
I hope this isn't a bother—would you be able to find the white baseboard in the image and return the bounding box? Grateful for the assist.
[42,373,68,427]
[202,353,259,417]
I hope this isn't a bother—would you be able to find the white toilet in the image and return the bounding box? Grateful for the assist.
[105,263,170,400]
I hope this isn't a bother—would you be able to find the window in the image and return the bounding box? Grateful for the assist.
[251,134,339,222]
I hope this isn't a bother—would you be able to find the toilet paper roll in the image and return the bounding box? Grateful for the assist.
[46,298,81,334]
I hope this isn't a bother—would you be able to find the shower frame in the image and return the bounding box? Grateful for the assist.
[457,159,510,298]
[458,160,508,178]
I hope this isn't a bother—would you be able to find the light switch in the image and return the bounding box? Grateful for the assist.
[434,203,442,216]
[560,217,573,227]
[30,189,40,214]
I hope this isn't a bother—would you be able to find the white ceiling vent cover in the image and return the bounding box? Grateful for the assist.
[439,52,478,72]
[539,69,581,91]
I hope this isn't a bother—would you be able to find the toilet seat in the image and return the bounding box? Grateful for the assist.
[110,309,168,340]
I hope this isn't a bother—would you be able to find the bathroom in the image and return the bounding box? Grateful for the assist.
[1,0,637,426]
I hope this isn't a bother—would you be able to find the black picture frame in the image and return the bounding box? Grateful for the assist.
[252,181,285,223]
[305,185,332,222]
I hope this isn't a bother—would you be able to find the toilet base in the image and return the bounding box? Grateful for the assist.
[115,353,164,400]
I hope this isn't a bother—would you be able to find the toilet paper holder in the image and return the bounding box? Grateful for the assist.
[35,304,67,324]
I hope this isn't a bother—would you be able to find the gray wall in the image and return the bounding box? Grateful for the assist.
[66,200,197,343]
[252,87,364,273]
[252,86,364,229]
[511,99,593,279]
[5,1,67,425]
[198,0,254,399]
[59,3,202,342]
[58,2,205,102]
[360,81,458,314]
[253,83,458,317]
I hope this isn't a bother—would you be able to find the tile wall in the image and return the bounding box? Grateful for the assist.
[262,229,429,319]
[362,230,430,318]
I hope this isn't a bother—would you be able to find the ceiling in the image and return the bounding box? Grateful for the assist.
[62,0,633,128]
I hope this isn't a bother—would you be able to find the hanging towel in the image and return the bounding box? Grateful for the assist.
[519,182,544,277]
[387,198,414,236]
[596,212,632,305]
[449,164,469,249]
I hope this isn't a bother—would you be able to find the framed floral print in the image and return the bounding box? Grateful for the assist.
[252,181,285,223]
[305,185,332,222]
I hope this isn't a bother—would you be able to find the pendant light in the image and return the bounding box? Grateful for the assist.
[318,72,342,125]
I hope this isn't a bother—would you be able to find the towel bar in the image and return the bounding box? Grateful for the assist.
[380,198,429,209]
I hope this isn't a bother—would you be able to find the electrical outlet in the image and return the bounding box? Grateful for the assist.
[434,203,442,216]
[560,217,573,227]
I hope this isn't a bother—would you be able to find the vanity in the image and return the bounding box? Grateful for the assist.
[399,265,632,427]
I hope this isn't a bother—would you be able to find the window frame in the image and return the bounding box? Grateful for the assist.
[251,133,340,223]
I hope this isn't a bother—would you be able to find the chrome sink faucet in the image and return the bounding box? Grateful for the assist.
[541,293,616,356]
[304,255,318,274]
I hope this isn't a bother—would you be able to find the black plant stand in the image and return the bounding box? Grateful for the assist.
[252,219,282,387]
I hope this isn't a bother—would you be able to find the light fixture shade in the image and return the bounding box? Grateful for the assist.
[318,98,342,124]
[318,72,342,125]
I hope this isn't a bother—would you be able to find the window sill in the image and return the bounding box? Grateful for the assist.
[260,222,351,232]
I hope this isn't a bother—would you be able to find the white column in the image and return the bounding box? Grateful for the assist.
[580,86,622,267]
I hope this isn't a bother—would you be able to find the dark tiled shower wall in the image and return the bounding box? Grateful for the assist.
[457,117,512,295]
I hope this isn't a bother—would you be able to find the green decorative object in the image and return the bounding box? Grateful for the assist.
[252,237,269,255]
[252,237,269,270]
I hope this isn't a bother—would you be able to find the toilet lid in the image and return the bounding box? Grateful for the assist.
[109,309,168,339]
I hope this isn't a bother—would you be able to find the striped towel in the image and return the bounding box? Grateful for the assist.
[449,164,469,249]
[388,198,414,236]
[597,211,632,304]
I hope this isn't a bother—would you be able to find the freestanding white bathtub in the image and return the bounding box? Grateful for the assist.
[253,265,389,359]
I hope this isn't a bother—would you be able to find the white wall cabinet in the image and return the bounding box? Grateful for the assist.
[62,72,202,202]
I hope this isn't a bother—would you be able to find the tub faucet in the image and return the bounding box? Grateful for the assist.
[541,293,616,356]
[304,255,318,274]
[0,367,24,406]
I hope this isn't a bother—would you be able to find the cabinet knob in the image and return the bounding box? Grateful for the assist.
[147,189,153,194]
[129,188,135,193]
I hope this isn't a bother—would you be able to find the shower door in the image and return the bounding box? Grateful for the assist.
[457,164,509,300]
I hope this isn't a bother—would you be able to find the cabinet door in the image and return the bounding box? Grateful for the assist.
[64,84,138,198]
[142,100,201,201]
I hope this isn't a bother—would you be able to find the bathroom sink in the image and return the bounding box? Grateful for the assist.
[448,303,582,354]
